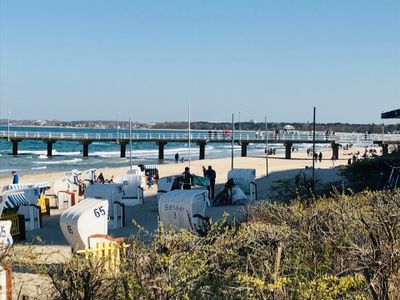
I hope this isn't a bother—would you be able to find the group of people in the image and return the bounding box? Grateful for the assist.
[94,172,114,184]
[175,153,185,163]
[307,149,324,162]
[181,165,217,200]
[206,130,231,140]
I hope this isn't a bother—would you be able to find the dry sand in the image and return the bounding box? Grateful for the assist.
[4,146,365,299]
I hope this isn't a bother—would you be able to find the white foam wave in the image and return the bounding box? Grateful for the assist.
[91,151,120,158]
[31,166,47,170]
[18,150,81,156]
[0,168,21,174]
[33,158,83,165]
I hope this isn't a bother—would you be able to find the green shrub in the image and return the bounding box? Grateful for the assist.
[44,190,400,299]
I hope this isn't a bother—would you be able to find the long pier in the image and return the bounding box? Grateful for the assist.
[0,130,397,159]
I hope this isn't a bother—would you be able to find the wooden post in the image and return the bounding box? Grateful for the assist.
[45,140,56,157]
[241,142,248,157]
[11,140,20,156]
[198,141,207,160]
[157,141,167,160]
[119,142,128,158]
[284,142,293,159]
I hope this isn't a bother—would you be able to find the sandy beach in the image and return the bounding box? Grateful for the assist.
[4,147,365,298]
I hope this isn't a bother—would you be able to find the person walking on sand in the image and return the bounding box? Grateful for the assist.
[205,166,216,200]
[11,171,18,184]
[318,152,322,162]
[175,153,179,163]
[147,174,154,189]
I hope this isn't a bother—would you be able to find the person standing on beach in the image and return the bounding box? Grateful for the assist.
[11,171,18,184]
[175,153,179,163]
[318,152,323,162]
[202,166,207,177]
[205,166,216,200]
[182,167,192,190]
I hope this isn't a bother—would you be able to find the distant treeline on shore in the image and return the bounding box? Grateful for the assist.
[153,121,398,134]
[1,119,398,134]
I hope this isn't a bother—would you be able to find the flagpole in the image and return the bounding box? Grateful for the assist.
[239,111,241,144]
[129,117,133,172]
[188,104,191,169]
[312,107,316,190]
[265,116,269,177]
[231,113,234,170]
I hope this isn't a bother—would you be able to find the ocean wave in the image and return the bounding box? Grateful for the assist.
[31,166,47,170]
[0,168,21,174]
[33,158,83,165]
[19,150,81,156]
[91,151,120,158]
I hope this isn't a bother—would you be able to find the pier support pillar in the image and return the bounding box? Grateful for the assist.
[11,139,20,156]
[81,141,92,158]
[241,142,249,157]
[331,143,339,160]
[382,144,389,156]
[157,141,167,160]
[119,142,128,158]
[284,142,292,159]
[198,141,207,160]
[45,140,56,157]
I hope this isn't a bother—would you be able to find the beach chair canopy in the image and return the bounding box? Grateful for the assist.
[4,192,30,209]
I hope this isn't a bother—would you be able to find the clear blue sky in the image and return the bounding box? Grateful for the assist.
[0,0,399,124]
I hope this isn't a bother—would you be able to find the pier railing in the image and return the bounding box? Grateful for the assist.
[0,130,399,144]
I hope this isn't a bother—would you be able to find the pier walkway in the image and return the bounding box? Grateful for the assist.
[0,130,398,159]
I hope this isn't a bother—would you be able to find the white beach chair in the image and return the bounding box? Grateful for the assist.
[60,198,108,251]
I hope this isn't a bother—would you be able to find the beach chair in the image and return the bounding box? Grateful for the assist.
[84,184,125,229]
[2,188,41,231]
[57,191,76,209]
[3,183,50,214]
[114,174,144,206]
[227,169,258,201]
[157,175,182,201]
[158,190,210,234]
[60,199,108,251]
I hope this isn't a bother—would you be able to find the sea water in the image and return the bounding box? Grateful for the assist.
[0,125,324,177]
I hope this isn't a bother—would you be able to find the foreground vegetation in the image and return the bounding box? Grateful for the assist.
[30,189,396,300]
[341,150,400,193]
